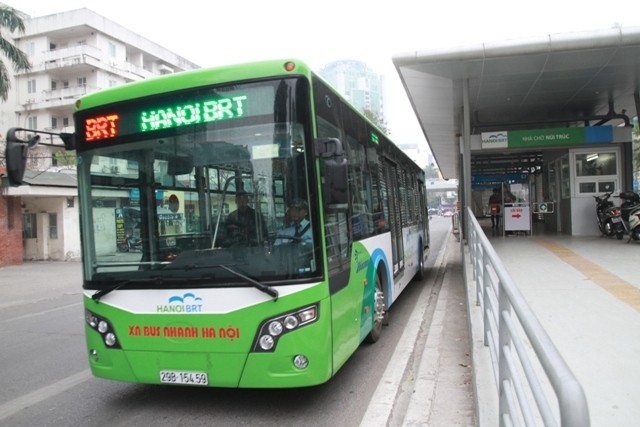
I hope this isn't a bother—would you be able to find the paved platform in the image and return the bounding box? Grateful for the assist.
[468,220,640,426]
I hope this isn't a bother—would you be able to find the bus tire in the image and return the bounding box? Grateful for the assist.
[414,245,426,282]
[365,274,385,343]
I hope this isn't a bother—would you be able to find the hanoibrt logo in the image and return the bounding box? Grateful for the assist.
[481,131,508,149]
[157,292,203,313]
[354,249,370,273]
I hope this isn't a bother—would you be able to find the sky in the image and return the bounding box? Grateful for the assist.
[8,0,640,166]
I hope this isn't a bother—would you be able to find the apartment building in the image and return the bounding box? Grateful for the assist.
[319,60,386,124]
[0,7,199,265]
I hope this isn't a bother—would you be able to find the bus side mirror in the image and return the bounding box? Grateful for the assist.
[314,137,344,158]
[315,138,348,205]
[59,132,75,150]
[4,127,75,186]
[5,128,40,186]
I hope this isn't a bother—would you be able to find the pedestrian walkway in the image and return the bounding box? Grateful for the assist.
[402,232,475,426]
[468,220,640,426]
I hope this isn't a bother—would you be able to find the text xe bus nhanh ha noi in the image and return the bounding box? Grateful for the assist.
[5,59,430,388]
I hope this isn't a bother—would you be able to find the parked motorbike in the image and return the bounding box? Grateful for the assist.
[117,232,142,252]
[629,206,640,241]
[593,192,625,239]
[619,191,640,241]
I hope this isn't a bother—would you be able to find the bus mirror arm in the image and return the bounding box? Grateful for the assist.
[7,127,75,149]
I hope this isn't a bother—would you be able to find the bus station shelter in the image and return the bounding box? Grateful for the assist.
[393,26,640,236]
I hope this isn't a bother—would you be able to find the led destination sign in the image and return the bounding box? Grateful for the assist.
[81,83,277,144]
[84,95,248,142]
[85,114,120,142]
[140,95,247,132]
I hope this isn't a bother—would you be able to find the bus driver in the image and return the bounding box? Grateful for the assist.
[275,199,312,245]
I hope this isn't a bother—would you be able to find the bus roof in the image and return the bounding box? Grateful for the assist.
[75,59,313,111]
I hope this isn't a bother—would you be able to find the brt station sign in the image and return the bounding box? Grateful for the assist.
[472,125,613,235]
[480,126,615,149]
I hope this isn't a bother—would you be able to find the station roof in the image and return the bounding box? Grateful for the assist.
[393,26,640,179]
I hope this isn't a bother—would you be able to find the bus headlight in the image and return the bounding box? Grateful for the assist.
[259,335,275,350]
[268,321,283,336]
[97,320,109,334]
[85,309,121,349]
[104,333,117,347]
[283,315,299,330]
[253,304,319,352]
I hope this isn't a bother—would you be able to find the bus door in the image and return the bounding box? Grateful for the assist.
[383,158,404,276]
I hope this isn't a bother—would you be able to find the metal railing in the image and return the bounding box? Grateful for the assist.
[464,207,590,426]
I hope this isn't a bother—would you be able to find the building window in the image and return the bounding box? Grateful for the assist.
[27,79,36,94]
[23,213,37,239]
[27,117,37,129]
[575,152,617,176]
[63,81,69,89]
[49,213,58,239]
[51,117,58,129]
[77,77,86,87]
[7,198,16,229]
[26,42,35,56]
[574,150,619,196]
[108,42,116,58]
[51,80,57,90]
[63,117,69,127]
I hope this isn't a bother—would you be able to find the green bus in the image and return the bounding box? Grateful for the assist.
[6,59,429,388]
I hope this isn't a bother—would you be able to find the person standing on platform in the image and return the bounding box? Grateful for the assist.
[489,187,502,229]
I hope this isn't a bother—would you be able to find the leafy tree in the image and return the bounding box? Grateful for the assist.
[363,109,390,135]
[424,162,440,179]
[53,150,77,168]
[0,6,31,101]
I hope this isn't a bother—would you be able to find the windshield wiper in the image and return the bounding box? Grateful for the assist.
[163,263,278,300]
[217,264,279,300]
[91,277,169,302]
[92,280,134,302]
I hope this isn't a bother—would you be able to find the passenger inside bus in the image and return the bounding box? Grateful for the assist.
[223,191,267,245]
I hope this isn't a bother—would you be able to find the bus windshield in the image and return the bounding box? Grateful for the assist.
[76,78,319,288]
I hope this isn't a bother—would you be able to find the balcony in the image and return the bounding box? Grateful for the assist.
[20,84,97,111]
[22,45,154,80]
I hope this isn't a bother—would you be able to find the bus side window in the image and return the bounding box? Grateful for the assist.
[324,209,349,263]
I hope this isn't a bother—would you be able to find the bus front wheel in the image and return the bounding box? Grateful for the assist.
[365,274,386,343]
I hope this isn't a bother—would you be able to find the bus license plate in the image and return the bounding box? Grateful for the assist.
[160,370,208,386]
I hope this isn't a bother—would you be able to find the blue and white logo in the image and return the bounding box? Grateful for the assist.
[157,292,203,313]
